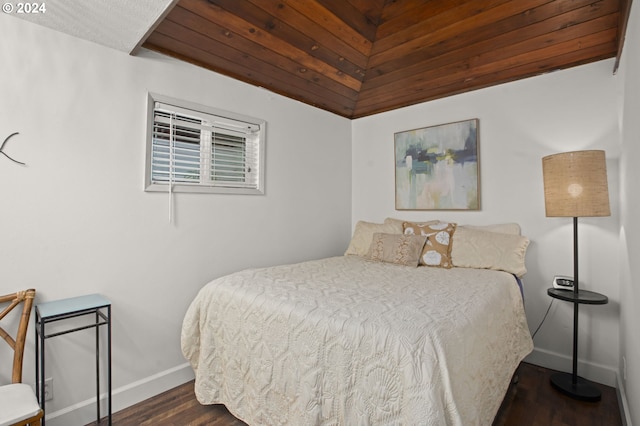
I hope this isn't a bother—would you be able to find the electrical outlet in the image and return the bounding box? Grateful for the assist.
[44,377,53,401]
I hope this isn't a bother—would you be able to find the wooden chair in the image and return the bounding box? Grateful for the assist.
[0,289,44,426]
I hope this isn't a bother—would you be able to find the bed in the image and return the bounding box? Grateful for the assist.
[181,220,533,425]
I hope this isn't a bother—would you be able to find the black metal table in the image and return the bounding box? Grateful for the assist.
[35,294,112,425]
[547,287,607,401]
[547,288,608,305]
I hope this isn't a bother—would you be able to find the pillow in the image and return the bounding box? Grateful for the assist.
[384,217,439,229]
[460,223,521,235]
[366,233,427,267]
[451,227,530,277]
[345,221,402,257]
[403,221,457,268]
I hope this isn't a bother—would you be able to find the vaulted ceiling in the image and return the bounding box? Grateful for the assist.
[13,0,630,119]
[142,0,631,119]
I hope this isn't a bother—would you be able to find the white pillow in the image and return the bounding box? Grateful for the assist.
[345,221,402,257]
[459,223,521,235]
[451,227,530,277]
[384,217,439,229]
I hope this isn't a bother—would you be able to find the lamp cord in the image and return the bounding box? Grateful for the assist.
[531,298,554,340]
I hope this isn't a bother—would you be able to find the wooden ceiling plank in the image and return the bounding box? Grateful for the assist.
[377,0,433,24]
[179,0,362,91]
[467,27,618,76]
[243,0,368,73]
[614,0,633,72]
[365,0,615,78]
[157,7,360,101]
[355,45,616,117]
[346,0,386,27]
[369,0,516,57]
[214,0,367,80]
[144,32,339,108]
[315,0,379,41]
[357,27,617,109]
[354,41,617,117]
[372,0,514,56]
[365,1,619,91]
[282,0,373,56]
[246,0,370,68]
[359,30,617,108]
[149,20,357,105]
[145,32,356,116]
[361,23,618,105]
[376,0,470,40]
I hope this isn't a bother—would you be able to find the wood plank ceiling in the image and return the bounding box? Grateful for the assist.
[143,0,628,119]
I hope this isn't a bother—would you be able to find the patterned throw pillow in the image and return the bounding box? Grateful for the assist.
[403,221,457,268]
[366,233,428,267]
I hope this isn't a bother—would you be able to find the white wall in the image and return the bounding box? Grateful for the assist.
[0,15,352,425]
[3,8,636,425]
[352,60,622,386]
[618,0,640,423]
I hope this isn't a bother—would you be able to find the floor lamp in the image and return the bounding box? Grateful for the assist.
[542,150,611,401]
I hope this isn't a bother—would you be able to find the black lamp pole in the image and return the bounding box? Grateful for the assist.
[549,216,604,401]
[572,216,579,385]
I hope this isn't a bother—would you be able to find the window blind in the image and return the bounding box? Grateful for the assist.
[152,111,201,183]
[150,101,262,191]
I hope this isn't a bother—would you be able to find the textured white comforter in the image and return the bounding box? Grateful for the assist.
[181,256,533,425]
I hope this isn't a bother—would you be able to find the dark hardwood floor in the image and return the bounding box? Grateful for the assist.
[493,363,621,426]
[88,362,622,426]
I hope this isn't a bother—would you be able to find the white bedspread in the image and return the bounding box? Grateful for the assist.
[181,256,533,425]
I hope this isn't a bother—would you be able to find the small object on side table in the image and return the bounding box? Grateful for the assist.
[547,287,608,402]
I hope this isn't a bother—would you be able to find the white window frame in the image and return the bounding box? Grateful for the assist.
[144,93,266,195]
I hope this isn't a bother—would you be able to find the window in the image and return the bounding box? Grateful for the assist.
[145,93,265,194]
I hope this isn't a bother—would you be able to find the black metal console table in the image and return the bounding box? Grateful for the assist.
[35,294,112,425]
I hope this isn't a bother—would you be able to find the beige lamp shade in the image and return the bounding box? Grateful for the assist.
[542,150,611,217]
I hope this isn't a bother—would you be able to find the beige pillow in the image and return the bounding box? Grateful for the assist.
[384,217,439,229]
[460,223,521,235]
[451,227,530,277]
[345,221,402,257]
[366,233,427,267]
[403,221,457,268]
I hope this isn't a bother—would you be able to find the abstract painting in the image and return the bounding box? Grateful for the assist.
[395,119,479,210]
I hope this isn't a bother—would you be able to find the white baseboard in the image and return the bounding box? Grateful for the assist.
[525,347,617,387]
[44,363,195,426]
[616,372,634,426]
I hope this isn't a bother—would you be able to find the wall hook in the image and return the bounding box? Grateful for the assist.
[1,132,26,166]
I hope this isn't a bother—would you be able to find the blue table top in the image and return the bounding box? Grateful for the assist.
[37,294,110,319]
